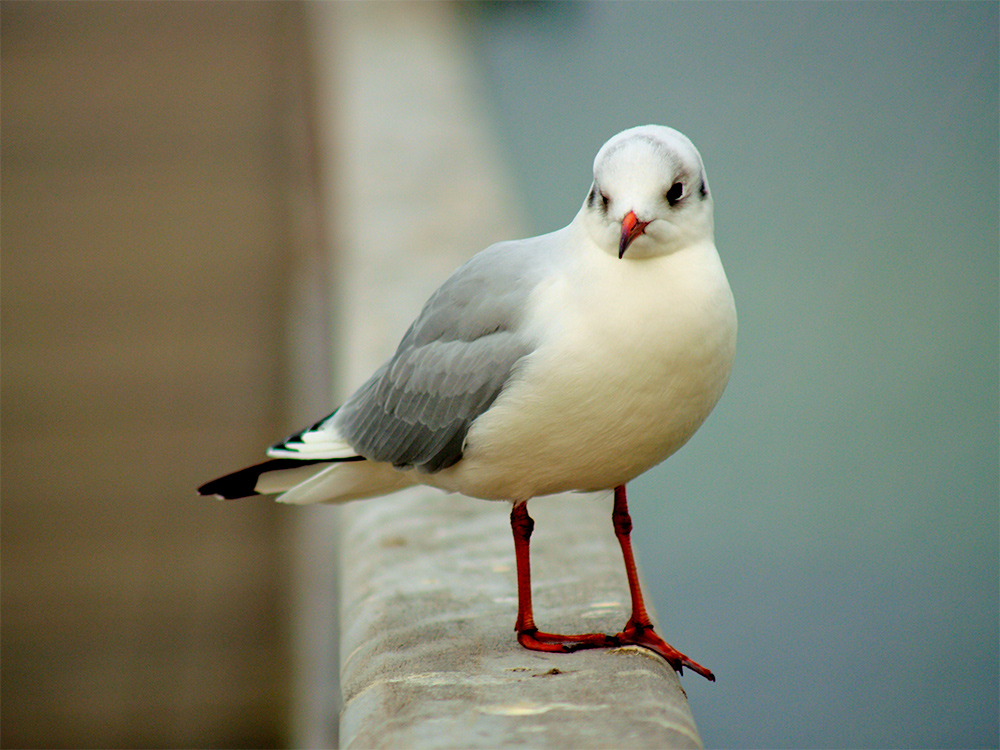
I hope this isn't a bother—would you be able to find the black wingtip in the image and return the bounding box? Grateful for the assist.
[198,457,335,500]
[198,470,263,500]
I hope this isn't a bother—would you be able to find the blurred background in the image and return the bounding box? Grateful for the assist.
[2,2,996,749]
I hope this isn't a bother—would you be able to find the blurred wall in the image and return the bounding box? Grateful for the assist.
[1,4,322,747]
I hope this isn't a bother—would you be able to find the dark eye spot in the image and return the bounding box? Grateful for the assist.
[587,185,611,212]
[666,182,684,206]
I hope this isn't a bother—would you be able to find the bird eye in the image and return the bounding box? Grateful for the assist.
[588,185,611,212]
[666,182,684,206]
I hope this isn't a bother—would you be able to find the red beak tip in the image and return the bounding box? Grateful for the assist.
[619,211,648,258]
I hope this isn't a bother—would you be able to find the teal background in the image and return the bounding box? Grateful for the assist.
[467,3,998,747]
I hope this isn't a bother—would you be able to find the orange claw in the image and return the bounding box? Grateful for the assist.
[517,627,617,653]
[615,620,715,681]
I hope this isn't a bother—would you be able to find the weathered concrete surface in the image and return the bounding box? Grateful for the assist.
[338,491,703,750]
[300,3,706,747]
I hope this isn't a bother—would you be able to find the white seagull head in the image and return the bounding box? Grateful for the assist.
[580,125,714,260]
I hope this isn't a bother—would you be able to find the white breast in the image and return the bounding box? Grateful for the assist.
[426,236,737,502]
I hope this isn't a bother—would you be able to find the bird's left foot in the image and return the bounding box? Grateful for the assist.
[614,621,715,681]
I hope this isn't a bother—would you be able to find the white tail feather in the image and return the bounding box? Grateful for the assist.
[275,459,416,505]
[253,463,333,495]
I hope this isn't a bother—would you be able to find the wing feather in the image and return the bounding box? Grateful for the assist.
[336,331,531,471]
[270,234,557,473]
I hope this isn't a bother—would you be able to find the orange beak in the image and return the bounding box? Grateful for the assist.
[619,210,650,258]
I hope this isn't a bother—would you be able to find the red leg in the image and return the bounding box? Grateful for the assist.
[612,485,715,681]
[510,502,616,652]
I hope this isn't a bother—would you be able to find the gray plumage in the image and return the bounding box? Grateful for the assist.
[277,236,553,473]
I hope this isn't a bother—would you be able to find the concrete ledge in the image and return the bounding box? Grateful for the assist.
[339,491,703,750]
[300,3,706,746]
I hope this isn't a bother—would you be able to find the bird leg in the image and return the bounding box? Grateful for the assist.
[611,485,715,681]
[509,495,714,681]
[510,502,617,652]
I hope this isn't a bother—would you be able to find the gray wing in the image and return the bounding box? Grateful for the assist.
[331,237,553,473]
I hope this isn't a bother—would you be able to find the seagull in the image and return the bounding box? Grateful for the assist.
[199,125,737,681]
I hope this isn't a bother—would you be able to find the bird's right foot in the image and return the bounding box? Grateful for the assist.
[517,627,617,653]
